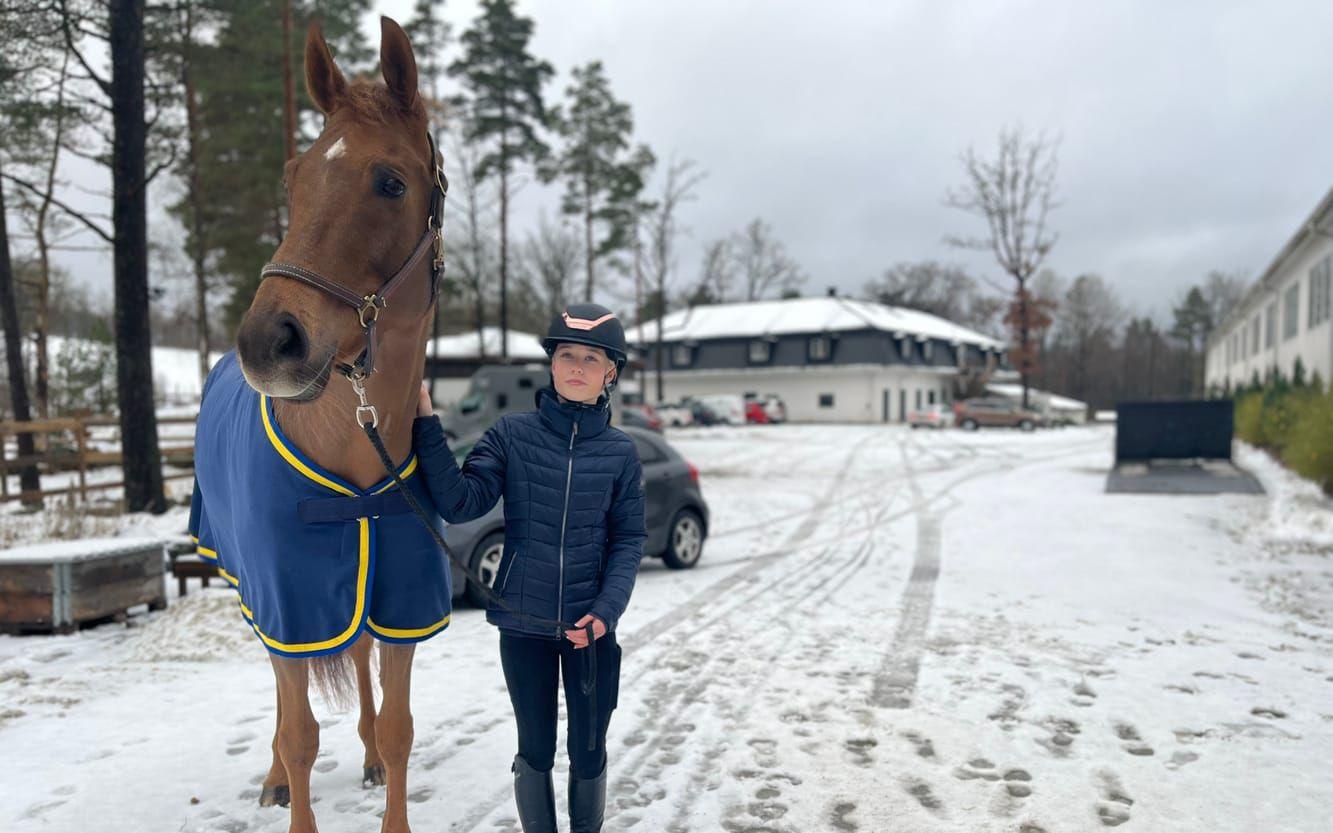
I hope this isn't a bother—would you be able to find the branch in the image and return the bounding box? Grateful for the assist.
[0,172,113,244]
[57,1,111,97]
[144,144,179,186]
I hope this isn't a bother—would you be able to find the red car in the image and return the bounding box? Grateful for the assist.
[745,401,770,424]
[625,403,664,431]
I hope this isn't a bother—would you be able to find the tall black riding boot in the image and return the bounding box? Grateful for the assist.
[512,755,558,833]
[568,762,607,833]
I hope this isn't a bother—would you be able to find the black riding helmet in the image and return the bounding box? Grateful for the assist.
[541,303,628,395]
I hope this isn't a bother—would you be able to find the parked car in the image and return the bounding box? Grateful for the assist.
[954,397,1044,431]
[681,398,722,426]
[622,403,663,432]
[761,393,787,423]
[696,394,746,425]
[443,426,711,604]
[439,364,549,440]
[907,403,955,429]
[744,401,770,424]
[655,401,695,428]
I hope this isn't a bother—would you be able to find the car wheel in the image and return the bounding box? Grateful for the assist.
[962,418,979,431]
[662,509,705,570]
[1018,419,1034,432]
[466,532,505,607]
[910,423,920,430]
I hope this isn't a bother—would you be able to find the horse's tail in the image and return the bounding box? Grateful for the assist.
[310,649,359,711]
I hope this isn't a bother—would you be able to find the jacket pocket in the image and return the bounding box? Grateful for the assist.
[496,548,518,595]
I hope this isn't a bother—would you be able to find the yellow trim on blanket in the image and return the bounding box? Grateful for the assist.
[196,544,219,559]
[367,613,451,639]
[260,393,419,497]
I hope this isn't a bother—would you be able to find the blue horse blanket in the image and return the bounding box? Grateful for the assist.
[189,351,451,657]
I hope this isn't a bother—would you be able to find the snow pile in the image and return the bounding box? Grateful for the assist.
[1234,442,1333,553]
[126,589,253,663]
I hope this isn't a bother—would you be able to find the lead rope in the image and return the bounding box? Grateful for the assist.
[352,374,600,751]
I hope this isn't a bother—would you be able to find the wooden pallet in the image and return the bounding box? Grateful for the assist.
[0,538,167,635]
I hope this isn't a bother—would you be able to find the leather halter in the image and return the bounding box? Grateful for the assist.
[259,131,449,381]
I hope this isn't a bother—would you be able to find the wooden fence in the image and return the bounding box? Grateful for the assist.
[0,415,197,504]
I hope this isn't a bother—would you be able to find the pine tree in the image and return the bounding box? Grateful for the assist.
[547,60,650,301]
[449,0,553,358]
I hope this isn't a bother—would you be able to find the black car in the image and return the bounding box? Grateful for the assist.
[442,425,710,605]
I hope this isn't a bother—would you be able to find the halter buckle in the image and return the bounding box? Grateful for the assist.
[358,295,385,329]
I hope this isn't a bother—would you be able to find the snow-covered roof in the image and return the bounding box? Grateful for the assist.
[427,326,547,361]
[987,383,1087,412]
[626,296,1004,350]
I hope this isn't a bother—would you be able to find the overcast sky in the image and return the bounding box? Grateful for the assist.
[44,0,1333,323]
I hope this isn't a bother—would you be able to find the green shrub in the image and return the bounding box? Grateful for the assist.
[1234,391,1263,445]
[1281,391,1333,494]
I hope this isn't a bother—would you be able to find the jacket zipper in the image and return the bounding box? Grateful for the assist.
[556,419,579,636]
[497,549,517,594]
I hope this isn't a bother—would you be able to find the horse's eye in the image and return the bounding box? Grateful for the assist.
[378,176,406,198]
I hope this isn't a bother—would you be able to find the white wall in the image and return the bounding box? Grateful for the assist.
[1206,234,1333,391]
[633,364,954,424]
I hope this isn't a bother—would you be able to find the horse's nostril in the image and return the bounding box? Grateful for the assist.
[271,314,309,364]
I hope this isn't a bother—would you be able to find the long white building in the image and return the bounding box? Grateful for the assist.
[1205,188,1333,391]
[627,294,1011,423]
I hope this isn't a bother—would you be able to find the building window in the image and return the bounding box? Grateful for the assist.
[928,390,936,405]
[1310,256,1331,328]
[1265,302,1277,349]
[747,339,772,364]
[915,389,922,409]
[808,336,831,361]
[818,393,835,408]
[1251,314,1260,354]
[922,340,934,361]
[1284,282,1300,340]
[671,344,694,367]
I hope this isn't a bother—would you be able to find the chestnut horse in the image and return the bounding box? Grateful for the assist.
[232,18,443,833]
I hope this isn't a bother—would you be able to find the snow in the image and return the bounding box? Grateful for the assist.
[0,537,165,565]
[987,382,1089,413]
[2,424,1332,832]
[40,335,224,406]
[626,295,1005,351]
[427,326,547,361]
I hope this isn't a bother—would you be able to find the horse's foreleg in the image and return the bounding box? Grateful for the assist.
[271,655,320,833]
[350,632,385,786]
[376,642,416,833]
[260,679,291,807]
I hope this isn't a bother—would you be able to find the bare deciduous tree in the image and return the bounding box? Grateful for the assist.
[519,213,580,322]
[947,126,1060,408]
[732,218,804,301]
[443,127,497,358]
[646,157,704,402]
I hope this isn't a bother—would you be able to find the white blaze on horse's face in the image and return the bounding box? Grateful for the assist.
[324,137,347,161]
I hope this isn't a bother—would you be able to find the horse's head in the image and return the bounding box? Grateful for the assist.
[237,17,440,400]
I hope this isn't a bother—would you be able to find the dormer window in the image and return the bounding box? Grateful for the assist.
[748,339,772,364]
[671,343,694,367]
[808,335,831,361]
[922,340,934,361]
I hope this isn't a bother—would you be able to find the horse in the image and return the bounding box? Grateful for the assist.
[190,17,449,833]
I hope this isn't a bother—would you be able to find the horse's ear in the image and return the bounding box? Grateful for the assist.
[379,16,419,112]
[305,21,346,116]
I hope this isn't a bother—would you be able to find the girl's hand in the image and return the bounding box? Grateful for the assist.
[565,614,606,649]
[417,382,433,418]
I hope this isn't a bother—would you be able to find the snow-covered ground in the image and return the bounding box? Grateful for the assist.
[2,424,1331,832]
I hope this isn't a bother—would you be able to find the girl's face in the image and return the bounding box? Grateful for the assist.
[551,342,616,404]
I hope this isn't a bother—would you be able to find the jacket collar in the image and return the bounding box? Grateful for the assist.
[535,385,611,439]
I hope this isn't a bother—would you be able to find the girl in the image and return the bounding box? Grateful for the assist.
[411,303,646,833]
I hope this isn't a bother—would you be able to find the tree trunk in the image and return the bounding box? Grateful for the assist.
[110,0,166,513]
[181,2,210,388]
[584,176,594,301]
[498,161,509,360]
[0,170,43,507]
[1018,277,1030,409]
[33,53,71,420]
[281,0,296,163]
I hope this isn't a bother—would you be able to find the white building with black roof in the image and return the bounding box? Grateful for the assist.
[626,294,1011,423]
[1205,187,1333,392]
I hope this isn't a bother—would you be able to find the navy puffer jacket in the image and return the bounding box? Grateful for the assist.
[411,386,646,639]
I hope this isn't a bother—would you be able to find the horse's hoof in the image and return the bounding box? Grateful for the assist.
[363,764,386,788]
[259,784,290,807]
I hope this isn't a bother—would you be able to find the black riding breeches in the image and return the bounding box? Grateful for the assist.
[499,630,622,779]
